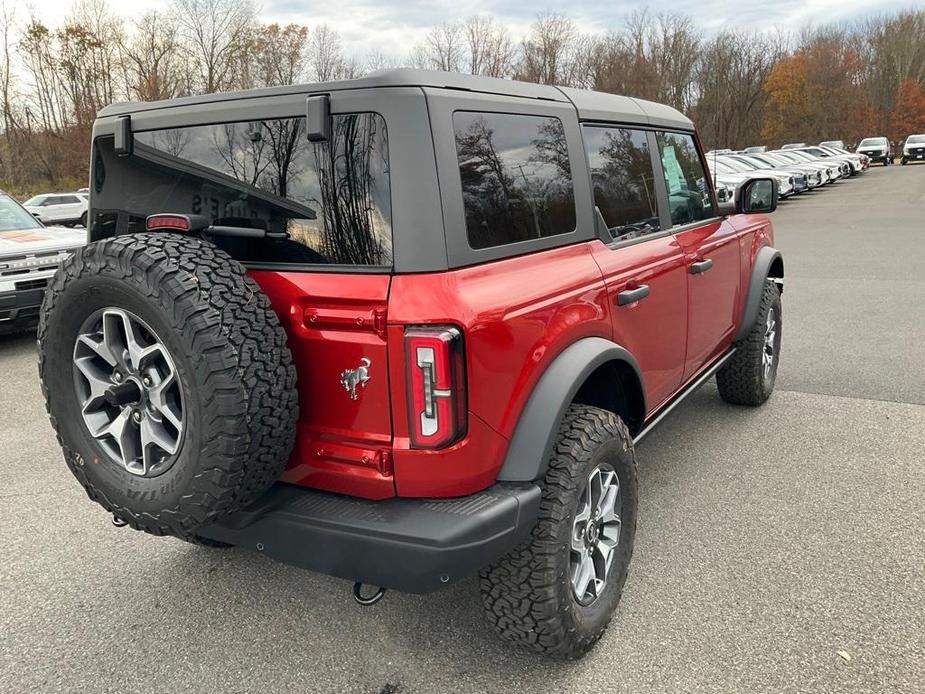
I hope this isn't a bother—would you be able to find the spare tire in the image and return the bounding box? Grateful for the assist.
[38,232,297,539]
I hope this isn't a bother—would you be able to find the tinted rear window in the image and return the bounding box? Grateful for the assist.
[93,113,392,266]
[453,111,576,250]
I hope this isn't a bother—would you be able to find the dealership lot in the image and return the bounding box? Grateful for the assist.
[1,166,923,693]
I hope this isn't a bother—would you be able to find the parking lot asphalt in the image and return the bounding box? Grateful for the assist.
[1,165,923,694]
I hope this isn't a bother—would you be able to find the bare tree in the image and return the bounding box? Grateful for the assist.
[516,12,589,86]
[411,21,464,72]
[171,0,256,94]
[253,23,310,87]
[462,16,515,77]
[122,13,184,101]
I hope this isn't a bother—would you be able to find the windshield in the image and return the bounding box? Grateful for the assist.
[730,156,764,171]
[907,135,925,144]
[0,195,44,231]
[23,195,47,207]
[859,138,886,146]
[763,153,794,166]
[717,157,753,173]
[712,160,739,175]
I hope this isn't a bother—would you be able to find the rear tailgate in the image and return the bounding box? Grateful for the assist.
[250,270,394,499]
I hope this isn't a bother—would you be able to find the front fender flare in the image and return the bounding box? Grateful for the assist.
[734,246,783,342]
[496,337,644,483]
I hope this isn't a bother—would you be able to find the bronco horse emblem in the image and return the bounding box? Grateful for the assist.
[340,358,371,400]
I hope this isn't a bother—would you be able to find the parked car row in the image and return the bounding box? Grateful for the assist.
[775,135,925,166]
[0,192,86,335]
[705,143,869,203]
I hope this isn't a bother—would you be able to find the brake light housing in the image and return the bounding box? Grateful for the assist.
[405,325,466,449]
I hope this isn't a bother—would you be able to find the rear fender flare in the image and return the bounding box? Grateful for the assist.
[734,246,783,342]
[496,337,644,483]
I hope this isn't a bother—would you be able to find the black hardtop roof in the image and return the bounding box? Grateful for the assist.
[98,68,693,130]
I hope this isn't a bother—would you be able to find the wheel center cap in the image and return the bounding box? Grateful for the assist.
[586,521,600,545]
[105,378,143,408]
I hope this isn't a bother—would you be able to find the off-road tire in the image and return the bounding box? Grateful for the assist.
[716,280,781,406]
[39,232,298,540]
[479,405,638,659]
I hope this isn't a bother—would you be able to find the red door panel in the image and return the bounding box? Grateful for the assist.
[590,237,688,412]
[249,270,395,499]
[674,220,741,380]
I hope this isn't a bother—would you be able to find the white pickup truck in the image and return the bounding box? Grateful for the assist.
[0,192,85,335]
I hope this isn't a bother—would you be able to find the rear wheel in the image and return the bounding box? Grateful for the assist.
[39,232,298,540]
[79,211,88,227]
[480,405,638,659]
[716,280,781,406]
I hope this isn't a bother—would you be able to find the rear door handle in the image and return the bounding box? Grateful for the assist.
[616,285,650,306]
[690,258,713,274]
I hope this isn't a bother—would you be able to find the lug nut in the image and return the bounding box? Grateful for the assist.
[142,376,152,387]
[113,371,123,382]
[132,410,142,423]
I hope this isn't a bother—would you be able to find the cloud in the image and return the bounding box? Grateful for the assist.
[24,0,909,60]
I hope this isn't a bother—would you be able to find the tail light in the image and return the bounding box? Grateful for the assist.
[146,214,191,231]
[405,326,466,449]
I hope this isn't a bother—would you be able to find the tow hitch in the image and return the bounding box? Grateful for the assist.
[353,582,387,606]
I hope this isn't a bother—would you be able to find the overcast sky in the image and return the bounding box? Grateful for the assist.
[25,0,916,60]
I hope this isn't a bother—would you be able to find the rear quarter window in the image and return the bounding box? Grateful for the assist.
[453,111,576,250]
[92,113,392,267]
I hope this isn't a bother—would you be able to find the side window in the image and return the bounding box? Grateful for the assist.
[582,125,660,242]
[453,111,576,250]
[98,113,393,266]
[655,132,715,226]
[61,196,80,204]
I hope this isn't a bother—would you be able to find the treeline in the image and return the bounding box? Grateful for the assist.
[1,0,924,195]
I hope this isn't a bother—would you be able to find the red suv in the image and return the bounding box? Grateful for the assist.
[39,70,783,658]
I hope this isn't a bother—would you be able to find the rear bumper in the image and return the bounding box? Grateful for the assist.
[198,481,542,593]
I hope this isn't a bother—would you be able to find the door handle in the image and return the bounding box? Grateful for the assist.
[690,258,713,274]
[616,285,650,306]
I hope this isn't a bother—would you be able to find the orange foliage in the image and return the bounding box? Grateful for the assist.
[760,54,810,144]
[891,79,925,138]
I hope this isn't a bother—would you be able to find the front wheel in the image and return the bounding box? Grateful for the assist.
[716,280,782,406]
[79,211,88,227]
[480,405,638,659]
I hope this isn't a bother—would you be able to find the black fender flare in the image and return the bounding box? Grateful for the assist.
[734,246,784,342]
[496,337,645,483]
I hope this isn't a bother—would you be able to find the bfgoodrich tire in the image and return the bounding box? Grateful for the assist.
[716,280,782,406]
[38,232,297,539]
[480,405,638,659]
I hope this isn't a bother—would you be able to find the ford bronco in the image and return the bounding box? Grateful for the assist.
[39,70,783,658]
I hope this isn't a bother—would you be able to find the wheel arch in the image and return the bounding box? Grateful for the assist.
[734,246,784,343]
[495,337,646,483]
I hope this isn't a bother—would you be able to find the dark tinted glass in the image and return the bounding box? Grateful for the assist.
[582,126,660,242]
[656,132,715,226]
[454,112,576,250]
[95,114,392,266]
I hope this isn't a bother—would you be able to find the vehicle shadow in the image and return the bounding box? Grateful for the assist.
[103,386,749,690]
[0,330,37,354]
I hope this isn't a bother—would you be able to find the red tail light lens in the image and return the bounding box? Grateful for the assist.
[405,326,466,449]
[145,214,190,231]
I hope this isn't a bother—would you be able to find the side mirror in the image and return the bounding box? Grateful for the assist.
[718,177,778,216]
[741,177,778,214]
